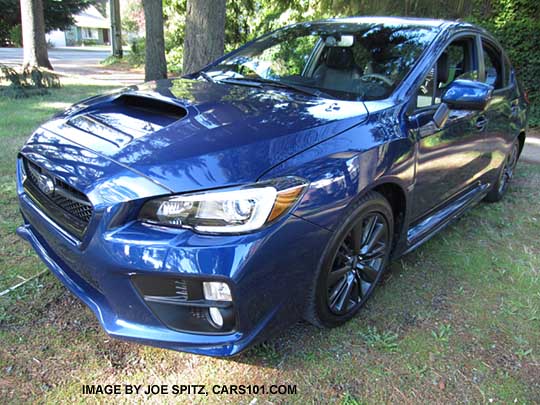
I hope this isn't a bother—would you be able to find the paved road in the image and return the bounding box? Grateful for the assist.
[0,47,143,85]
[0,47,110,64]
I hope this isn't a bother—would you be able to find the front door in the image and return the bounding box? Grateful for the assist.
[409,35,490,222]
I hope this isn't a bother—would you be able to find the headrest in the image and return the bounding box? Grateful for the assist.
[325,47,354,69]
[437,52,449,84]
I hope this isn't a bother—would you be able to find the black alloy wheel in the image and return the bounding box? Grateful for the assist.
[326,213,388,315]
[306,192,394,327]
[498,138,519,195]
[485,137,520,203]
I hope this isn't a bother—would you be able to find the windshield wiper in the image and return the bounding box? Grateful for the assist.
[198,71,216,83]
[220,77,332,99]
[254,77,331,98]
[218,77,263,88]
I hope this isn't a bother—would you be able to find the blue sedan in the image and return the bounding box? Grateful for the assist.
[16,17,528,356]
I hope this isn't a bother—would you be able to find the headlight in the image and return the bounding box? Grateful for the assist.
[138,177,308,234]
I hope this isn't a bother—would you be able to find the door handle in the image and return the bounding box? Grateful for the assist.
[475,115,488,131]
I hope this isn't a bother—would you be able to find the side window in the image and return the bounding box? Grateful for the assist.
[503,54,513,87]
[482,40,503,89]
[416,67,436,108]
[415,37,476,109]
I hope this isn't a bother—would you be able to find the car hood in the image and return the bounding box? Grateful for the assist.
[39,78,368,193]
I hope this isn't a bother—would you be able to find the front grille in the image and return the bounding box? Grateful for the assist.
[22,157,93,240]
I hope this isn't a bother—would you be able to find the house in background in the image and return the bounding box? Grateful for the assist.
[46,5,110,47]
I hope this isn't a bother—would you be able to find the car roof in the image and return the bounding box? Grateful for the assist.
[318,16,476,30]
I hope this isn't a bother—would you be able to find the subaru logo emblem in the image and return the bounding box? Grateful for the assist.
[36,172,55,195]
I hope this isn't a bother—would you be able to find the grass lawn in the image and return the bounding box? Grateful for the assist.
[1,80,539,403]
[0,79,119,294]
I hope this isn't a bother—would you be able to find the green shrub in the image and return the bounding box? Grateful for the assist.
[100,55,122,66]
[127,37,145,66]
[494,23,540,126]
[9,24,22,47]
[81,39,99,46]
[99,39,145,69]
[166,47,183,74]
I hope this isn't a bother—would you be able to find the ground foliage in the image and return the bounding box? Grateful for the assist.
[0,64,61,98]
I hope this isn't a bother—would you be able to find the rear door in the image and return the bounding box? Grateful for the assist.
[479,37,519,175]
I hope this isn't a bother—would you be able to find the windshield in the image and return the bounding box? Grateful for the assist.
[203,21,439,101]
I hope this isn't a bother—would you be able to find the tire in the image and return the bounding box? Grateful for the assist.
[485,137,520,203]
[305,191,394,328]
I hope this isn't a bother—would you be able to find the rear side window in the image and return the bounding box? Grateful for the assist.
[482,40,503,89]
[503,54,513,87]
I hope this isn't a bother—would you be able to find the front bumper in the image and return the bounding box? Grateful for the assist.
[17,182,331,356]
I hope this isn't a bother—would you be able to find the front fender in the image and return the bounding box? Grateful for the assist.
[259,120,415,232]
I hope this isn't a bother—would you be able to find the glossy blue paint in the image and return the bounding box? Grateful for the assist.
[16,17,528,356]
[42,80,368,193]
[442,79,494,110]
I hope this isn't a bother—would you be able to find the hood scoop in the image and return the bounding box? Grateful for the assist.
[41,78,370,193]
[112,94,188,120]
[66,94,188,149]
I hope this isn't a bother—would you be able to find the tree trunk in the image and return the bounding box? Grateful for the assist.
[183,0,226,75]
[142,0,167,81]
[110,0,123,58]
[20,0,52,70]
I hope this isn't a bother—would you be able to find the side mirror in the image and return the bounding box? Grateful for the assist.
[441,79,494,111]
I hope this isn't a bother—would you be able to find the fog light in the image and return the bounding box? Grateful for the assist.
[208,307,224,328]
[203,282,232,301]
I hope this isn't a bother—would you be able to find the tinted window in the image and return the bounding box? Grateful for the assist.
[503,54,513,87]
[253,35,320,77]
[415,37,477,109]
[482,40,503,89]
[204,22,439,101]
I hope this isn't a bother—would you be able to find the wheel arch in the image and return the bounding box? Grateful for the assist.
[517,131,526,157]
[371,181,408,253]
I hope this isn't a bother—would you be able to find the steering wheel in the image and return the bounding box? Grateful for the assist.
[360,73,393,87]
